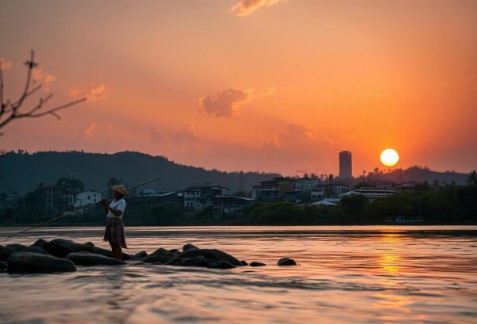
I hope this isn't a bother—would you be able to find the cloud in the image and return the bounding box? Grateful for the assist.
[68,83,109,100]
[81,121,96,143]
[0,58,12,70]
[199,88,252,117]
[275,124,317,148]
[151,123,199,149]
[31,68,56,92]
[228,0,286,16]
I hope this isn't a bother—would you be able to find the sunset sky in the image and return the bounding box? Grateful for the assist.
[1,0,476,177]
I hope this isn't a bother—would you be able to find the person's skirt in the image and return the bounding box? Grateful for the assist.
[103,217,128,248]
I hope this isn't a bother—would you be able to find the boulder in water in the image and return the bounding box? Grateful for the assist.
[66,252,125,266]
[209,261,236,269]
[0,261,7,272]
[42,241,73,258]
[177,248,242,266]
[0,246,15,262]
[183,243,198,251]
[7,252,76,273]
[277,257,297,266]
[143,248,176,264]
[250,261,266,267]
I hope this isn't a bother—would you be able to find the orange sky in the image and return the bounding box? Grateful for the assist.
[1,0,476,176]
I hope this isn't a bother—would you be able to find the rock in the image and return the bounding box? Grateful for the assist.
[240,260,248,266]
[7,252,76,274]
[5,244,49,255]
[49,238,131,260]
[209,261,236,269]
[250,261,266,267]
[277,258,297,266]
[176,255,209,267]
[143,248,176,264]
[42,242,73,258]
[49,239,96,253]
[133,251,148,259]
[32,239,48,247]
[183,243,198,251]
[0,261,7,272]
[0,246,15,261]
[177,249,242,266]
[66,252,125,266]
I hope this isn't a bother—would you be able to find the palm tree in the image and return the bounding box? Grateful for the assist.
[467,170,477,186]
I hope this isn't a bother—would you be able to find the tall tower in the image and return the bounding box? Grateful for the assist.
[339,151,352,180]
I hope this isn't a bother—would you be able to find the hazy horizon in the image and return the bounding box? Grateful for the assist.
[1,0,476,176]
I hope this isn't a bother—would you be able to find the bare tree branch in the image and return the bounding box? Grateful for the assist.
[0,50,87,133]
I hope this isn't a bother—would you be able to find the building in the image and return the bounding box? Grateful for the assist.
[179,185,229,210]
[41,185,63,211]
[339,188,399,202]
[212,196,255,217]
[339,151,352,181]
[73,190,102,208]
[252,177,295,201]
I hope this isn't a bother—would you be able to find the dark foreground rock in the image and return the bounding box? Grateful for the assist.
[0,261,7,272]
[1,239,296,273]
[177,248,242,266]
[250,261,267,267]
[66,252,125,266]
[7,252,77,273]
[277,257,297,266]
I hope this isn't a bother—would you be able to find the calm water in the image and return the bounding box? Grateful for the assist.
[1,226,476,323]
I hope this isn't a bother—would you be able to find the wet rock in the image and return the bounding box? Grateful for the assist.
[209,261,236,269]
[277,258,297,266]
[7,252,76,274]
[176,255,209,267]
[66,252,125,266]
[133,251,148,259]
[49,239,130,260]
[177,249,242,266]
[0,246,15,262]
[6,244,49,255]
[0,261,7,272]
[143,248,176,264]
[250,261,266,267]
[240,260,248,266]
[42,241,73,258]
[183,243,198,251]
[32,239,48,247]
[49,239,96,253]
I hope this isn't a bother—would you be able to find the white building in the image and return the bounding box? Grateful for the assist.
[73,190,102,208]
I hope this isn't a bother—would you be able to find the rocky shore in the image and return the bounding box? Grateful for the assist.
[0,239,296,274]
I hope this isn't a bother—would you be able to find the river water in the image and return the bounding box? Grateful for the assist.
[0,226,476,323]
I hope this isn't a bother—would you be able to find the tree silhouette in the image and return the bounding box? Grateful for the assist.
[0,50,87,133]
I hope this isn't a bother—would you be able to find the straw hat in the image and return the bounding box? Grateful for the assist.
[111,185,128,196]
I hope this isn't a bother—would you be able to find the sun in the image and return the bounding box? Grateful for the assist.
[380,149,399,167]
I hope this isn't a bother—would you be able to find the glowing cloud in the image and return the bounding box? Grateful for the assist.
[31,68,56,92]
[68,83,109,100]
[82,121,97,143]
[150,124,199,150]
[199,88,252,117]
[228,0,286,16]
[0,58,12,70]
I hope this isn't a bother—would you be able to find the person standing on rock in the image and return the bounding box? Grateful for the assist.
[101,185,128,260]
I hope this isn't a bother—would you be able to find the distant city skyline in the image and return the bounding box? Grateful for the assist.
[1,1,476,176]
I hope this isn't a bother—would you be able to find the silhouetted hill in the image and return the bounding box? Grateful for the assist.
[0,151,279,196]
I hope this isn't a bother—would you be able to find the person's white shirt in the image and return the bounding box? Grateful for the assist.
[107,199,126,219]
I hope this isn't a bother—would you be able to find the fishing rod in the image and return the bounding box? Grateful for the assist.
[2,177,161,241]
